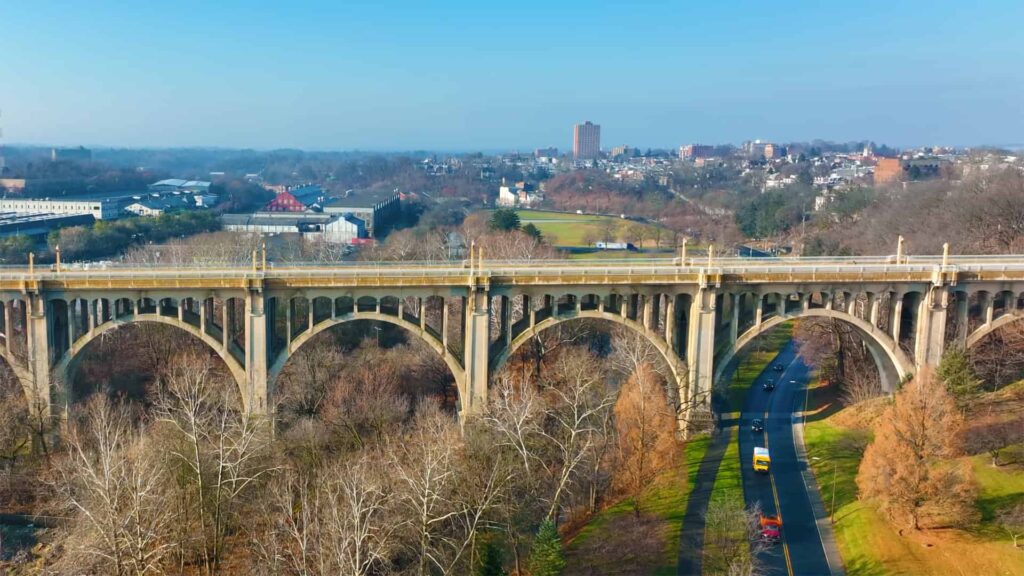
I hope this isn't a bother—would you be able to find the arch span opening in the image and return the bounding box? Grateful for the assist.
[271,318,462,433]
[716,308,912,396]
[58,320,245,411]
[492,314,687,412]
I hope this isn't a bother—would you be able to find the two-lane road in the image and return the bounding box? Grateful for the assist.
[737,341,836,576]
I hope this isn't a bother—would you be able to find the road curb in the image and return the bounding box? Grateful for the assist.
[793,389,846,576]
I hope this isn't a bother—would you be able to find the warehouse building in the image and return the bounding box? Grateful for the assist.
[221,212,366,244]
[322,188,400,237]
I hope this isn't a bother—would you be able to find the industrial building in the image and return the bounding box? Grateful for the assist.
[0,212,95,238]
[0,197,119,220]
[322,188,400,237]
[221,212,366,244]
[148,179,212,193]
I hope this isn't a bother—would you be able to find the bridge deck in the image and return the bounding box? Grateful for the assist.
[2,256,1024,291]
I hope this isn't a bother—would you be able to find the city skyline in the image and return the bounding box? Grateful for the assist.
[3,1,1024,151]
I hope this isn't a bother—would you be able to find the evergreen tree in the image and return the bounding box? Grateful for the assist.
[476,536,506,576]
[522,223,543,241]
[489,208,521,231]
[528,520,566,576]
[937,347,981,399]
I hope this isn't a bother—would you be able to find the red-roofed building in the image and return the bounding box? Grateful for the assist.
[263,190,311,212]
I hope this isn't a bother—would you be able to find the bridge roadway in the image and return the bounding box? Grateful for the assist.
[3,253,1024,291]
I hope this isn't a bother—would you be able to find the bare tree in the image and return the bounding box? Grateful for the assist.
[153,351,275,573]
[391,401,495,575]
[703,495,767,576]
[252,454,398,576]
[55,397,174,576]
[997,502,1024,549]
[538,350,615,523]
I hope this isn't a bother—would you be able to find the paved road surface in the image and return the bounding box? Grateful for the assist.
[737,342,835,576]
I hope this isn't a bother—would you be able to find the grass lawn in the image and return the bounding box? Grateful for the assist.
[564,435,710,575]
[566,249,672,261]
[493,209,669,248]
[804,380,1024,576]
[721,323,794,414]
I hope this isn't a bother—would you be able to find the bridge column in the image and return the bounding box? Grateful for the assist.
[984,293,995,326]
[869,295,880,328]
[915,286,949,369]
[665,296,676,353]
[643,295,654,331]
[500,295,512,348]
[442,300,450,350]
[244,289,269,414]
[2,300,10,356]
[200,298,207,333]
[464,289,490,416]
[221,300,229,349]
[729,293,740,345]
[686,287,716,408]
[25,293,53,419]
[954,294,969,348]
[754,294,764,327]
[890,293,904,343]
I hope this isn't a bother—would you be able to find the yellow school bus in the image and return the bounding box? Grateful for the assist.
[753,447,771,473]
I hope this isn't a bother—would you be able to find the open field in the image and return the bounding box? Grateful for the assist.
[564,435,710,575]
[803,379,1024,576]
[495,209,671,248]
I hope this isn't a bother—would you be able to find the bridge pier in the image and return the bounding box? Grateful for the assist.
[914,286,949,369]
[245,289,269,413]
[686,288,716,408]
[464,289,490,417]
[26,293,53,419]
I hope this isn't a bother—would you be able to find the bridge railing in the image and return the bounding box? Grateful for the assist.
[3,256,1024,284]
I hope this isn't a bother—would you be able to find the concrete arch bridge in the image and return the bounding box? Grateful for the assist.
[3,253,1023,430]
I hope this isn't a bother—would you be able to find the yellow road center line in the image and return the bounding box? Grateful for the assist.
[764,410,794,576]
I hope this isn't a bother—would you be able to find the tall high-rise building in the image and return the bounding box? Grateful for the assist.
[573,121,601,160]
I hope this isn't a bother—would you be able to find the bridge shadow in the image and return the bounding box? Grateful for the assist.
[677,389,736,575]
[676,426,729,575]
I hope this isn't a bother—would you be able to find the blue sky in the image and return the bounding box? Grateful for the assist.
[2,1,1022,151]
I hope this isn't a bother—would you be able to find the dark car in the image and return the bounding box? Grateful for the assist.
[751,418,765,433]
[763,380,776,392]
[773,363,784,372]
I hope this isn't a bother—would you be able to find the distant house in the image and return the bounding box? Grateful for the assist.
[124,196,189,217]
[497,180,541,207]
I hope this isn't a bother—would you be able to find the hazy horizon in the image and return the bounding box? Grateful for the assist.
[3,0,1023,151]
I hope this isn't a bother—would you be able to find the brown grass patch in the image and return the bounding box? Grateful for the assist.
[563,513,666,576]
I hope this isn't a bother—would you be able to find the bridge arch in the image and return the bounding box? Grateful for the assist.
[490,310,689,408]
[53,314,249,409]
[268,310,467,415]
[0,348,35,409]
[966,311,1024,349]
[714,307,914,393]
